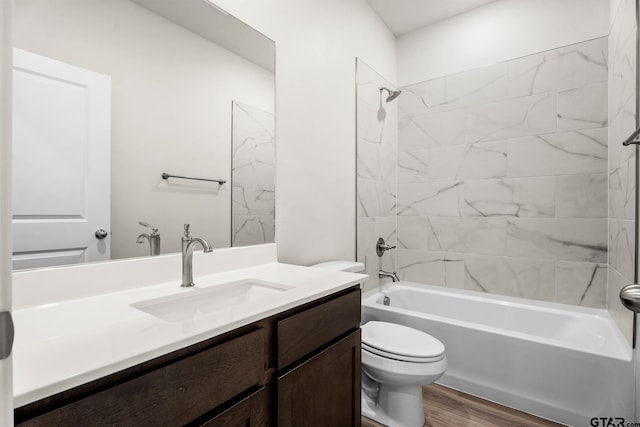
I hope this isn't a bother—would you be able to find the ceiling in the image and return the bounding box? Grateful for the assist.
[365,0,500,36]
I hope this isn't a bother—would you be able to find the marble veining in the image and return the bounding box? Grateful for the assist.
[356,59,398,292]
[231,102,275,246]
[557,83,608,131]
[464,92,557,143]
[556,262,607,308]
[506,128,608,177]
[463,177,555,218]
[607,0,636,344]
[361,38,618,312]
[507,37,608,98]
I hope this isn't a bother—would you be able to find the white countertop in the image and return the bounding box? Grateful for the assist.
[12,244,366,407]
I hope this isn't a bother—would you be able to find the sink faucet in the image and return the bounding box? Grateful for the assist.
[378,270,399,283]
[181,224,213,287]
[136,221,161,256]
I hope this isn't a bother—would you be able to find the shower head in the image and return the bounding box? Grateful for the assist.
[380,87,402,102]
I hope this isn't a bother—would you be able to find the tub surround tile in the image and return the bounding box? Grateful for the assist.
[556,174,607,218]
[357,178,395,218]
[463,254,555,301]
[464,93,557,143]
[608,266,634,347]
[424,142,508,182]
[555,261,607,308]
[232,215,275,246]
[399,143,509,184]
[607,0,636,345]
[506,128,608,177]
[397,249,464,289]
[357,138,397,182]
[398,109,466,150]
[232,187,275,216]
[397,216,432,251]
[609,219,635,281]
[356,59,398,292]
[608,33,636,151]
[506,218,607,263]
[397,181,463,217]
[444,63,508,110]
[609,0,636,57]
[428,217,507,256]
[367,39,631,319]
[397,149,430,183]
[399,79,448,116]
[463,177,555,218]
[608,28,636,153]
[608,155,636,220]
[507,37,608,98]
[557,83,608,132]
[231,102,275,246]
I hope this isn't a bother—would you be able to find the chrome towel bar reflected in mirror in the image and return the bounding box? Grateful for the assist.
[161,172,226,185]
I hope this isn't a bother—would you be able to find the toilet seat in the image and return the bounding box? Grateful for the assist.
[361,321,445,362]
[362,342,444,362]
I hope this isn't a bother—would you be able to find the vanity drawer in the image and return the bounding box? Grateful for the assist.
[18,328,265,427]
[277,288,360,370]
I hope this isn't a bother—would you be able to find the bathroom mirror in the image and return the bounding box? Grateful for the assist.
[12,0,275,270]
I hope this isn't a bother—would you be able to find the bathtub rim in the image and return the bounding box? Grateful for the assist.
[362,281,632,362]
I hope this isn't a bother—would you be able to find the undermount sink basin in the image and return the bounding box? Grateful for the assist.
[132,279,293,322]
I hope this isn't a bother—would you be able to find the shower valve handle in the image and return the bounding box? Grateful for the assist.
[376,237,396,257]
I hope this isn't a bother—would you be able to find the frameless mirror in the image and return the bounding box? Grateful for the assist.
[12,0,275,270]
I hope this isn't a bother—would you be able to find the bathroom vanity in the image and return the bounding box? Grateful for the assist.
[11,244,365,426]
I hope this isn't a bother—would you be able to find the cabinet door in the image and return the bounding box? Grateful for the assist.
[201,387,268,427]
[278,330,361,427]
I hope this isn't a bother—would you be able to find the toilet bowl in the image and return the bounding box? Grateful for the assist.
[361,321,447,427]
[311,261,447,427]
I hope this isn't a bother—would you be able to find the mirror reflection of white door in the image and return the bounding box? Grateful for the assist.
[12,49,111,270]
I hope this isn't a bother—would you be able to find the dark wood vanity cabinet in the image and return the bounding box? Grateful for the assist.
[278,331,361,427]
[15,286,361,427]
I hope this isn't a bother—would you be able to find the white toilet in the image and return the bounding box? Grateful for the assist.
[312,261,447,427]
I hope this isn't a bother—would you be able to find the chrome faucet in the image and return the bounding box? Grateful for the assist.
[181,224,213,287]
[378,270,399,283]
[136,221,161,256]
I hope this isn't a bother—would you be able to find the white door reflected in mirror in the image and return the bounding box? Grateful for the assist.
[12,49,111,270]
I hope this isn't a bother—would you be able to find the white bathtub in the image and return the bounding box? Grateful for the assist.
[361,282,634,426]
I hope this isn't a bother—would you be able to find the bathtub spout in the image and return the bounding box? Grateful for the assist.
[379,270,399,282]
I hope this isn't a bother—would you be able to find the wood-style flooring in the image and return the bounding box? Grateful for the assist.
[361,384,564,427]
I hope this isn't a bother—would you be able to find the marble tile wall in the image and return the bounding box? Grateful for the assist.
[356,59,398,292]
[397,37,612,309]
[231,102,275,246]
[608,0,637,345]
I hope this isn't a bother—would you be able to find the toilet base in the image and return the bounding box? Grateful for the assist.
[361,383,425,427]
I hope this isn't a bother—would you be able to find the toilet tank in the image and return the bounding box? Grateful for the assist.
[311,261,365,273]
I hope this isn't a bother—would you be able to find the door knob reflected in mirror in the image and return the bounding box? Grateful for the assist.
[95,229,109,239]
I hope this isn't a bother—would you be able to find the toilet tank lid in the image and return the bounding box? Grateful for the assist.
[311,261,365,273]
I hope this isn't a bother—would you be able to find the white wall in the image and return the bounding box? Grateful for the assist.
[13,0,274,259]
[209,0,397,265]
[397,0,610,86]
